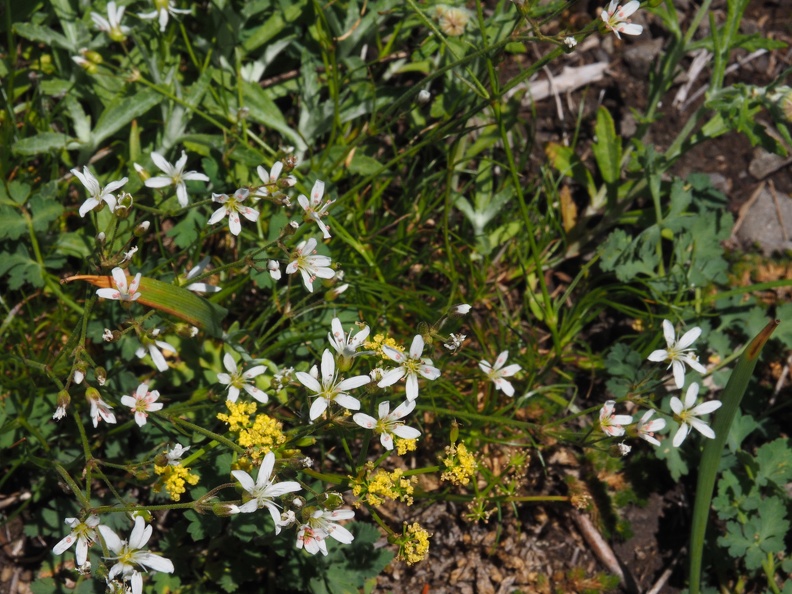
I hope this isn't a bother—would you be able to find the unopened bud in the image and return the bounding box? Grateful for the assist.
[153,453,169,467]
[133,163,149,182]
[97,232,106,245]
[452,303,471,315]
[212,502,239,517]
[133,221,150,237]
[324,283,348,301]
[417,90,431,105]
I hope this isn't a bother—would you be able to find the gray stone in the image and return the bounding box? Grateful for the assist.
[735,187,792,255]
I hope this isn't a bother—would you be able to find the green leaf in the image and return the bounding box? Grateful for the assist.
[12,22,73,50]
[0,205,27,240]
[166,208,207,249]
[592,106,622,184]
[90,88,162,149]
[0,245,44,289]
[241,81,306,152]
[754,438,792,488]
[718,497,789,571]
[12,133,71,156]
[30,184,63,233]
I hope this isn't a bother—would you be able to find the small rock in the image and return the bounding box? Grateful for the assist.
[623,38,664,78]
[735,187,792,255]
[749,147,792,180]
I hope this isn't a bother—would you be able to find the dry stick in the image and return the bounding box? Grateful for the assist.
[673,49,711,109]
[572,511,639,594]
[645,550,684,594]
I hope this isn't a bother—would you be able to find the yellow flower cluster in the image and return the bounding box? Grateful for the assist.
[217,400,286,461]
[440,442,477,486]
[396,438,418,456]
[398,522,431,565]
[364,333,404,358]
[154,463,199,502]
[351,468,417,507]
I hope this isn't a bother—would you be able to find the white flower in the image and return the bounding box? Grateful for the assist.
[297,180,334,239]
[185,257,221,293]
[207,188,260,236]
[617,442,631,456]
[353,400,421,450]
[138,0,191,33]
[285,237,335,292]
[135,328,176,372]
[444,333,465,352]
[669,383,722,447]
[71,167,128,217]
[52,515,101,566]
[296,349,370,420]
[53,405,67,421]
[98,516,174,594]
[230,452,302,533]
[166,444,190,465]
[96,267,142,302]
[328,317,371,370]
[479,351,521,397]
[254,162,296,204]
[647,319,707,389]
[564,36,577,48]
[216,352,268,403]
[268,260,282,281]
[120,383,163,427]
[600,0,643,39]
[378,335,441,401]
[599,400,633,437]
[91,1,130,42]
[88,392,116,428]
[103,328,115,342]
[636,409,666,446]
[296,508,355,556]
[144,151,209,207]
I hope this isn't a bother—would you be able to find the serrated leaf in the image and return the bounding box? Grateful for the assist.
[30,187,64,233]
[166,208,206,249]
[12,133,71,156]
[0,205,27,240]
[0,245,44,289]
[13,22,73,50]
[755,438,792,488]
[66,274,227,336]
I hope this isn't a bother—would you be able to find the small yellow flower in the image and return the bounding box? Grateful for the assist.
[396,438,418,455]
[364,333,404,359]
[217,400,286,461]
[154,463,199,502]
[352,468,417,507]
[397,522,431,565]
[440,442,477,486]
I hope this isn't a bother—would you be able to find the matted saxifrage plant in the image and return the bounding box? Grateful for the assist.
[2,0,791,592]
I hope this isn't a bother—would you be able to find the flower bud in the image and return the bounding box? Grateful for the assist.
[211,502,239,517]
[417,90,431,105]
[154,453,169,468]
[321,492,343,509]
[95,366,107,386]
[324,283,348,301]
[452,303,471,315]
[133,163,150,183]
[97,232,106,246]
[133,220,150,237]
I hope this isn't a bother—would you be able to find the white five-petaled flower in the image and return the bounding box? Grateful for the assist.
[120,383,163,427]
[636,409,666,446]
[647,319,707,389]
[91,1,130,42]
[185,257,221,293]
[600,0,643,39]
[296,508,355,556]
[669,383,722,447]
[96,267,142,302]
[144,151,209,207]
[296,349,370,420]
[135,328,176,372]
[479,351,521,397]
[378,335,441,401]
[297,180,334,239]
[254,162,296,204]
[353,400,421,450]
[328,317,371,370]
[208,188,260,236]
[88,392,116,428]
[52,515,101,566]
[138,0,191,32]
[285,237,335,292]
[216,352,269,403]
[599,400,633,437]
[229,451,302,533]
[166,443,190,465]
[71,167,128,217]
[98,516,174,594]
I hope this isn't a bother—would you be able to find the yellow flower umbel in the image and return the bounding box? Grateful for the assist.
[217,400,286,461]
[364,333,404,359]
[351,467,417,507]
[440,442,477,486]
[396,522,431,565]
[396,437,418,456]
[154,463,199,502]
